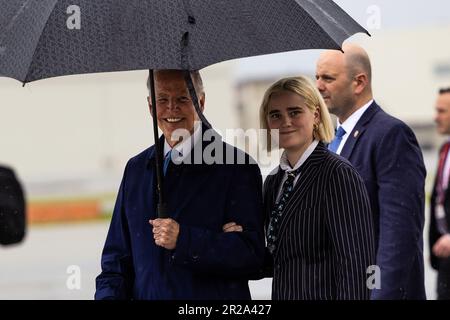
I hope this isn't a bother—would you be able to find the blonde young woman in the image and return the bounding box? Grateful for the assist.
[259,76,375,300]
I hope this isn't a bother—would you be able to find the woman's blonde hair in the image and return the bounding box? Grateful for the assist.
[259,76,334,149]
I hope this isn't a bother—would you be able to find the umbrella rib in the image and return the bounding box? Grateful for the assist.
[0,0,32,43]
[300,0,370,49]
[21,0,59,84]
[306,0,354,38]
[179,30,212,129]
[184,71,211,129]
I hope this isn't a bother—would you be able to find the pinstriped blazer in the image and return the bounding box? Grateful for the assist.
[263,142,376,300]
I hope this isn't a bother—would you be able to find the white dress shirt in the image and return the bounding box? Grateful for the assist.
[163,122,202,164]
[275,140,319,201]
[335,99,374,155]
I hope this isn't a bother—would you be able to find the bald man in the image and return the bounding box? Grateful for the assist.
[316,44,426,300]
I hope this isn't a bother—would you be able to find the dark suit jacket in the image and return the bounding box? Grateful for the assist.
[429,143,450,270]
[340,102,426,300]
[95,129,265,300]
[263,143,376,300]
[0,166,26,245]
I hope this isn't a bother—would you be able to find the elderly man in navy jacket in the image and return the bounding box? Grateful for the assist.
[316,44,426,299]
[95,70,265,300]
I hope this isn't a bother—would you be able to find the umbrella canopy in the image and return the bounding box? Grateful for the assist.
[0,0,368,83]
[0,0,369,217]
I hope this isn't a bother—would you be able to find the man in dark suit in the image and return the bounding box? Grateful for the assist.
[430,87,450,300]
[95,69,265,300]
[0,165,26,245]
[316,44,426,299]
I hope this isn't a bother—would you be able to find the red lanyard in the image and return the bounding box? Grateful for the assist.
[437,142,450,204]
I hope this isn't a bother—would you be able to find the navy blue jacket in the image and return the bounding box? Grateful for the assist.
[95,132,265,300]
[263,143,376,300]
[340,102,426,299]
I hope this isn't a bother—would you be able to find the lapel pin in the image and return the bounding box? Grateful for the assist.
[354,130,359,138]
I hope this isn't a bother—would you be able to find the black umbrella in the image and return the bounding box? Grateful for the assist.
[0,0,369,217]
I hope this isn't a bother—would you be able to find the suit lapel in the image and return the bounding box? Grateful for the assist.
[275,143,327,257]
[268,167,285,208]
[263,167,284,230]
[149,159,214,220]
[340,102,380,160]
[148,125,221,220]
[170,164,215,221]
[168,126,223,220]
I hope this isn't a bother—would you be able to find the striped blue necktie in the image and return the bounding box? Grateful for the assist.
[163,150,172,176]
[267,167,302,254]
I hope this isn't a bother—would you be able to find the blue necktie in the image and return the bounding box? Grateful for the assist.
[163,150,172,176]
[328,127,346,153]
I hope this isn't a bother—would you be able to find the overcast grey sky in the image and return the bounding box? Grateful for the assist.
[234,0,450,81]
[336,0,450,29]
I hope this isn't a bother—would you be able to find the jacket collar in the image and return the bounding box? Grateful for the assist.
[274,142,328,257]
[340,101,380,159]
[147,123,222,165]
[267,142,327,206]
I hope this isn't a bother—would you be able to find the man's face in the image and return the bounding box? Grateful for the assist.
[148,70,205,147]
[316,52,355,120]
[435,93,450,135]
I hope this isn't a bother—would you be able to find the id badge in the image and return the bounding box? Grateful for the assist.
[436,204,446,219]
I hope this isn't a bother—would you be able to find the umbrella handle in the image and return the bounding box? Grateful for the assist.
[149,69,208,219]
[149,69,168,218]
[158,203,168,219]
